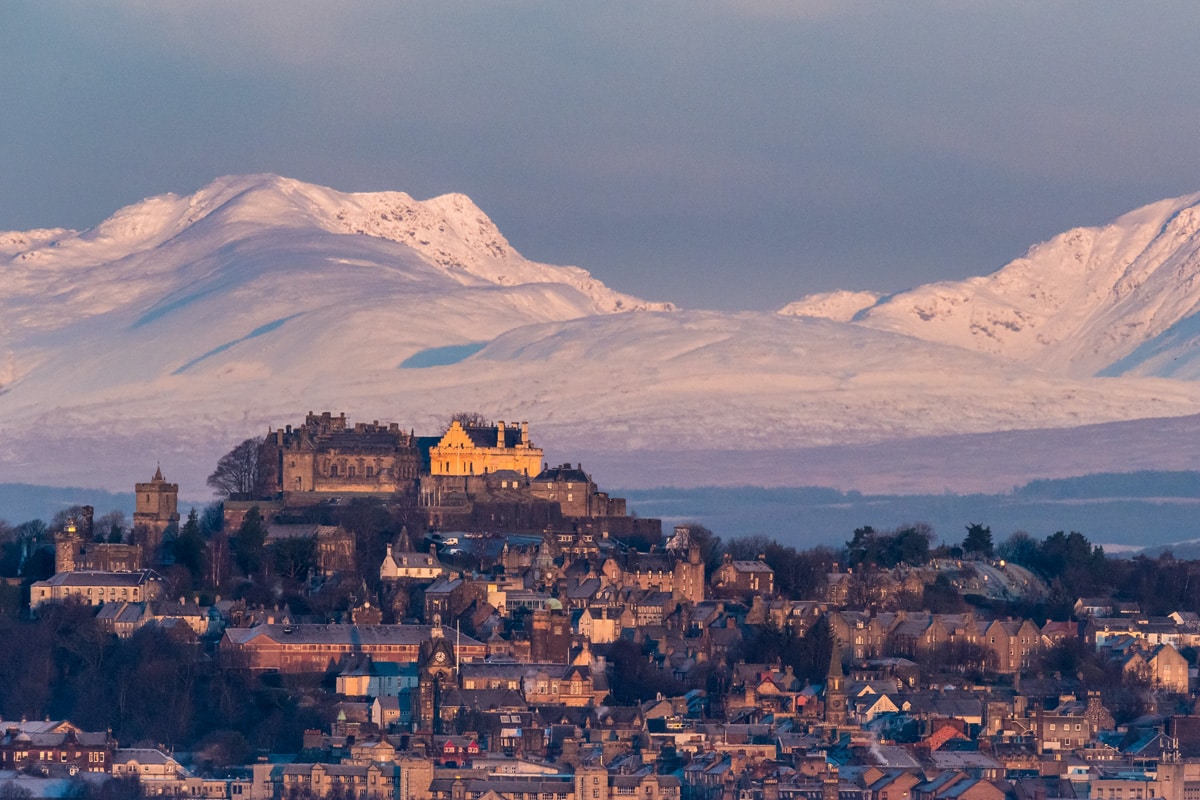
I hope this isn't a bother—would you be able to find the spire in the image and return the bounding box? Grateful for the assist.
[827,625,843,680]
[153,463,164,482]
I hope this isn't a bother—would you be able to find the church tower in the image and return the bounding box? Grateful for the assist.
[417,621,457,734]
[133,466,180,564]
[824,623,848,726]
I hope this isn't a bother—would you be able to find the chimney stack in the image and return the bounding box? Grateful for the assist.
[497,421,505,447]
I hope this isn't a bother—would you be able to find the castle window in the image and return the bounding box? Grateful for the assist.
[330,465,338,477]
[366,467,374,477]
[348,466,356,478]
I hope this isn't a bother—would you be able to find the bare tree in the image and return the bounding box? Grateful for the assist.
[207,437,264,499]
[444,411,491,430]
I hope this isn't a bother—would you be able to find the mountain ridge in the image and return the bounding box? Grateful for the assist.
[4,175,1200,498]
[780,191,1200,379]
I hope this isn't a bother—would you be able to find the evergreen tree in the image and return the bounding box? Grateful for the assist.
[233,507,266,576]
[174,508,206,583]
[962,523,994,558]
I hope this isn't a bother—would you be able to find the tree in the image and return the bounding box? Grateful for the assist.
[273,536,318,583]
[233,507,267,576]
[445,411,491,430]
[997,531,1039,567]
[678,523,723,577]
[208,438,265,499]
[1,783,33,800]
[847,524,932,569]
[51,505,87,532]
[173,508,206,583]
[95,510,127,543]
[725,536,771,561]
[962,523,994,558]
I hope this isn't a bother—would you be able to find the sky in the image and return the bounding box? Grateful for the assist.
[4,2,1200,311]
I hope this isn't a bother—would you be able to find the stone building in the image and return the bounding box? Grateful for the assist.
[261,411,421,496]
[219,622,486,672]
[133,466,179,560]
[427,420,542,478]
[529,464,626,518]
[0,722,115,775]
[712,553,775,596]
[55,515,144,573]
[30,570,165,611]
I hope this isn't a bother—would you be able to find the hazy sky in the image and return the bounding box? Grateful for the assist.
[4,2,1200,310]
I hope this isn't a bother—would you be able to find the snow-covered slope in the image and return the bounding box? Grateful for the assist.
[5,176,1200,498]
[0,175,670,407]
[788,193,1200,378]
[777,290,881,322]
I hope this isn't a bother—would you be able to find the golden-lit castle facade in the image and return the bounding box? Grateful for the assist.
[427,420,542,478]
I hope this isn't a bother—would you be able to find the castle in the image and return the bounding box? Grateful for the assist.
[260,411,421,497]
[242,412,657,539]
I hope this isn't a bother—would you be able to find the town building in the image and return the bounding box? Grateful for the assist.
[30,570,165,611]
[219,622,487,672]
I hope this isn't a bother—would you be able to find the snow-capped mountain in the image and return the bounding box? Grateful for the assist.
[4,175,1200,498]
[781,192,1200,379]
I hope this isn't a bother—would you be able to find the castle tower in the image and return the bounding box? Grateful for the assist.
[133,466,180,564]
[54,520,83,574]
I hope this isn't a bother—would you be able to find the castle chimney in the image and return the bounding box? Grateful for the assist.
[521,421,529,445]
[497,421,505,447]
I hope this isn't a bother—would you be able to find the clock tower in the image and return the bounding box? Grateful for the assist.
[824,622,847,727]
[417,620,457,733]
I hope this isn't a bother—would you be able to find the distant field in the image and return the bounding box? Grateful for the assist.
[620,471,1200,554]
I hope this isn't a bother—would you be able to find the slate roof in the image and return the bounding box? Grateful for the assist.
[223,623,485,648]
[533,464,590,483]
